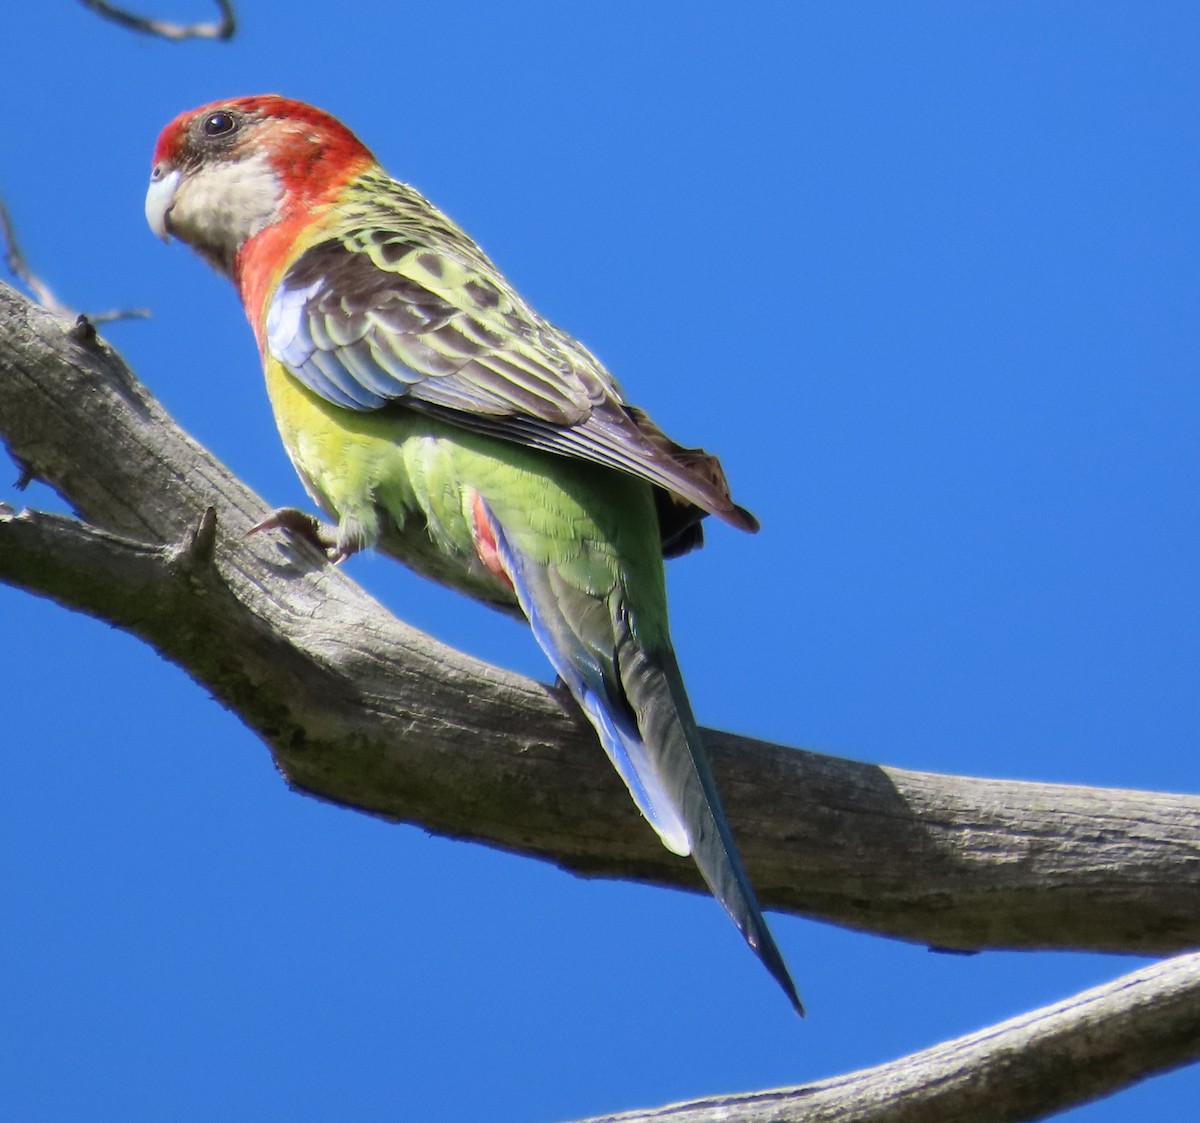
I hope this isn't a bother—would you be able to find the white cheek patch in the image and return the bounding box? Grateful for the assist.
[173,151,282,260]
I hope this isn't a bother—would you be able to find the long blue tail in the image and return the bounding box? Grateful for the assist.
[481,497,803,1014]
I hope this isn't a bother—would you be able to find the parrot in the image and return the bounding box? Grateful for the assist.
[145,95,801,1015]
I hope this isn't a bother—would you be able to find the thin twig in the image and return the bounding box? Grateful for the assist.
[0,197,149,324]
[0,197,72,317]
[74,0,236,40]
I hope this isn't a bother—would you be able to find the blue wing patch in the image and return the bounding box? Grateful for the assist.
[266,277,420,410]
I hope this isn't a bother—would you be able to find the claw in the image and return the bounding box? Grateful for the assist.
[245,507,351,563]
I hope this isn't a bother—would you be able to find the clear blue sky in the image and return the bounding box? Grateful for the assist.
[2,3,1198,1120]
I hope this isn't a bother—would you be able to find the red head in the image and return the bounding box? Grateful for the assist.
[145,96,376,280]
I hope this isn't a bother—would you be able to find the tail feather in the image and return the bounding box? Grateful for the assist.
[483,499,691,852]
[477,495,802,1014]
[619,630,804,1016]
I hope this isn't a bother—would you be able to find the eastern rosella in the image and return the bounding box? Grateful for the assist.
[145,96,801,1014]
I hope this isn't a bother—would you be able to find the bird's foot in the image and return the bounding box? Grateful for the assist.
[245,507,354,564]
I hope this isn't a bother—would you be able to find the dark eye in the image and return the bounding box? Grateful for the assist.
[202,111,237,138]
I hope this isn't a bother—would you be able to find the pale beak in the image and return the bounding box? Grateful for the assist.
[144,167,181,242]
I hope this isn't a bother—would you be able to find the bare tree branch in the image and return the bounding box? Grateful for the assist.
[0,198,149,324]
[74,0,236,40]
[3,279,1200,1119]
[573,951,1200,1123]
[2,278,1199,958]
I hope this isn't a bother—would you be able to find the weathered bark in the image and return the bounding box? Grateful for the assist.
[2,281,1200,956]
[3,280,1199,1121]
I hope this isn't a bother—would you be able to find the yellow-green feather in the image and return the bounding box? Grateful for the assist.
[263,352,669,640]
